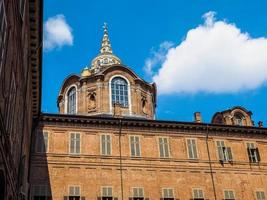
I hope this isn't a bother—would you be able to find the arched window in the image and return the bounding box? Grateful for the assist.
[111,77,128,107]
[234,113,244,126]
[67,87,76,114]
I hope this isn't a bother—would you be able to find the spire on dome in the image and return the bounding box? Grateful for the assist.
[100,22,113,54]
[90,23,122,71]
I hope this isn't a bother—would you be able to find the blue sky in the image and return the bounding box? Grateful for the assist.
[43,0,267,125]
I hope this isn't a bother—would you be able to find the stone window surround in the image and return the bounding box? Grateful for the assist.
[109,74,132,115]
[64,84,78,114]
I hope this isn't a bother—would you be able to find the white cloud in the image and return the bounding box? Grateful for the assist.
[44,14,73,51]
[144,41,174,76]
[150,11,267,95]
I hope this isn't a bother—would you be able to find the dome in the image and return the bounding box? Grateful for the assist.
[81,67,91,77]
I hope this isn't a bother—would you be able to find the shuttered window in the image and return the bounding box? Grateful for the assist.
[187,139,198,159]
[163,188,174,199]
[102,187,112,197]
[159,137,170,158]
[132,187,144,198]
[247,142,261,163]
[101,134,111,155]
[130,136,141,157]
[224,190,235,200]
[256,191,266,200]
[70,133,80,154]
[193,188,204,200]
[69,186,80,200]
[216,141,233,162]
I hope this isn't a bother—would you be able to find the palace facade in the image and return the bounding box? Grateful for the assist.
[29,24,267,200]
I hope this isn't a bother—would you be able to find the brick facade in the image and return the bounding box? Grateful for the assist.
[0,0,42,199]
[30,114,267,200]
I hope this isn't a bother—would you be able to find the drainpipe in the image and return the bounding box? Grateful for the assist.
[118,119,124,200]
[205,124,217,200]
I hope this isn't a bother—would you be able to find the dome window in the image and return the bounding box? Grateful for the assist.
[234,113,244,126]
[111,77,128,107]
[67,87,77,114]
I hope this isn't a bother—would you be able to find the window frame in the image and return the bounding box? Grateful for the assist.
[65,85,78,114]
[186,138,198,159]
[246,142,260,163]
[100,134,112,156]
[101,186,113,197]
[68,185,81,198]
[111,77,129,107]
[192,188,204,200]
[162,188,174,199]
[129,135,141,157]
[256,190,266,200]
[234,112,245,126]
[132,187,144,198]
[215,140,233,162]
[69,132,81,155]
[109,75,132,115]
[223,189,235,200]
[36,130,49,153]
[158,137,171,158]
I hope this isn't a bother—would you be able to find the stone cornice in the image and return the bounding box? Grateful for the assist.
[29,0,43,119]
[39,113,267,136]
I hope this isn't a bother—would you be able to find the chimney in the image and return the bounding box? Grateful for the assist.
[258,121,263,128]
[194,112,202,123]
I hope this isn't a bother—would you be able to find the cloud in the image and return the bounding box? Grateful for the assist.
[44,14,73,51]
[149,11,267,95]
[143,41,174,76]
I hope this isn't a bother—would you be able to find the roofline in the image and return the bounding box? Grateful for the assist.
[29,0,43,119]
[39,113,267,135]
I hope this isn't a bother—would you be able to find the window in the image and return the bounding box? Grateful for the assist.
[101,134,111,155]
[159,137,170,158]
[187,139,198,159]
[224,190,235,200]
[0,0,7,72]
[69,186,80,200]
[32,185,51,200]
[70,133,80,154]
[234,113,244,126]
[162,188,174,200]
[256,191,266,200]
[36,131,48,153]
[216,141,233,162]
[67,87,77,114]
[111,77,129,107]
[102,187,112,200]
[192,188,204,200]
[130,136,141,157]
[132,187,144,200]
[247,143,261,163]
